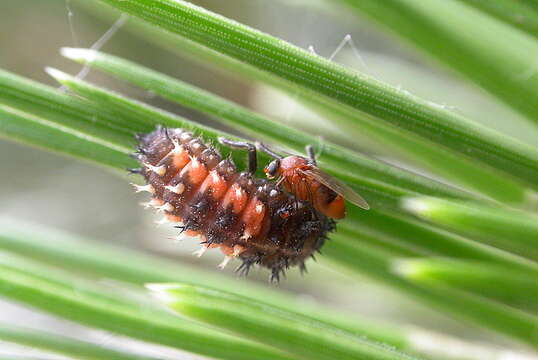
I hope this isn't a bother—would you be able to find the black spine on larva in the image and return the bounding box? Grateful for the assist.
[134,127,335,279]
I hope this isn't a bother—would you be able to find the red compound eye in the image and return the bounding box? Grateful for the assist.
[132,127,335,281]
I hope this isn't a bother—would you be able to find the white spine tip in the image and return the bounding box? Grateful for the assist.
[235,187,243,198]
[210,170,220,183]
[218,256,233,269]
[144,163,166,176]
[171,139,183,154]
[165,183,185,195]
[193,246,208,258]
[156,203,174,213]
[140,199,161,209]
[155,217,169,226]
[140,202,151,209]
[131,183,155,194]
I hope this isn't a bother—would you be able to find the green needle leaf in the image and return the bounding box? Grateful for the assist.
[0,324,160,360]
[148,283,423,360]
[94,0,538,193]
[402,197,538,261]
[323,238,538,349]
[0,104,133,171]
[394,258,538,315]
[3,67,534,277]
[0,253,296,360]
[0,68,136,150]
[60,48,531,204]
[5,68,518,272]
[0,217,409,351]
[3,67,537,350]
[1,1,537,356]
[47,67,479,212]
[344,208,538,275]
[1,218,530,360]
[335,0,538,123]
[457,0,538,38]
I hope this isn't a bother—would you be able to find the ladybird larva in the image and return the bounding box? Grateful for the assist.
[132,127,335,281]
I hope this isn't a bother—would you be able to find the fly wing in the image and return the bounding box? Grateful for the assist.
[300,168,370,210]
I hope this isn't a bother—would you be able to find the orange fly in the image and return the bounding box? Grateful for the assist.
[258,143,370,219]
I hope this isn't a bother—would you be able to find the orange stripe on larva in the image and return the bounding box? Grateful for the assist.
[240,197,266,239]
[221,183,248,215]
[188,159,209,186]
[172,148,190,170]
[198,170,228,200]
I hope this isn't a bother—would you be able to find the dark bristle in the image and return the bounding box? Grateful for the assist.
[127,168,142,175]
[174,225,188,235]
[299,262,308,275]
[270,268,280,282]
[204,231,223,245]
[135,146,148,155]
[235,260,254,276]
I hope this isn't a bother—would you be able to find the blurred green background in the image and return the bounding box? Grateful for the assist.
[1,0,532,358]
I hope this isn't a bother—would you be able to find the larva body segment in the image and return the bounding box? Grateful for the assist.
[134,127,335,280]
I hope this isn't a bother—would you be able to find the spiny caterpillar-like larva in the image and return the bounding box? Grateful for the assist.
[131,127,335,281]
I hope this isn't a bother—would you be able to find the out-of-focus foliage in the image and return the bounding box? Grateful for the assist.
[0,0,537,359]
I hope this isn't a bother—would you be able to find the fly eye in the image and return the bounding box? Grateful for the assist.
[264,160,280,179]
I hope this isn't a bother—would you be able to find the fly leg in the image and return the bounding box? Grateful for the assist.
[305,145,317,166]
[218,137,257,174]
[256,142,283,160]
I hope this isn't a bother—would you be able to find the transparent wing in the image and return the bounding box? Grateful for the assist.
[300,168,370,210]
